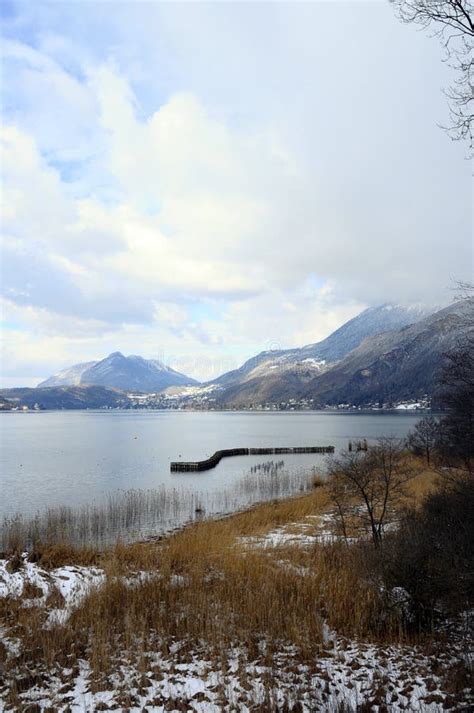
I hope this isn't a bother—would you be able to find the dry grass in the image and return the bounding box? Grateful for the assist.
[0,482,412,696]
[402,457,440,507]
[1,453,448,702]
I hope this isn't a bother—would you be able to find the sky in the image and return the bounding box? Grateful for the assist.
[1,0,472,386]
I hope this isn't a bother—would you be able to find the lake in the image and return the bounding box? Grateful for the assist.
[0,410,421,523]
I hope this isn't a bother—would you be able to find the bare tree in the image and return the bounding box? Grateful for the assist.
[431,290,474,472]
[391,0,474,153]
[327,438,414,547]
[406,415,441,464]
[437,335,474,472]
[327,473,352,542]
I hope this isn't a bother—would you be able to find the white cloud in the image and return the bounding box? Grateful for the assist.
[1,125,74,241]
[1,39,100,162]
[1,2,472,385]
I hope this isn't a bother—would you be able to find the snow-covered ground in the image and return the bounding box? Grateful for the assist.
[1,626,472,711]
[1,516,472,711]
[0,556,104,627]
[239,512,340,548]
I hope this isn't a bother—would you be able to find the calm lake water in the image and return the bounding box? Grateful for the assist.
[0,410,421,520]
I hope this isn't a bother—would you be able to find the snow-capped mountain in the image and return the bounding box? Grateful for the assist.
[35,301,464,407]
[39,361,98,387]
[207,300,471,408]
[295,303,436,363]
[304,299,473,407]
[38,352,198,393]
[208,303,437,394]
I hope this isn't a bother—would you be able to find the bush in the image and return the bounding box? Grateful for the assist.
[379,477,474,629]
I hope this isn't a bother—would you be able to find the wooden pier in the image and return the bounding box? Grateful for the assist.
[170,446,335,472]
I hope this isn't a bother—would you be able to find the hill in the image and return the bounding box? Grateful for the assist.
[0,385,130,410]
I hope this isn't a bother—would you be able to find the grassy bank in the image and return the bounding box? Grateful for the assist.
[1,459,472,711]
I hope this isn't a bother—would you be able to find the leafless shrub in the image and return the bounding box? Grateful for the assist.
[327,439,415,547]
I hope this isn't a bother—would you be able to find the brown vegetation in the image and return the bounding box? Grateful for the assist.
[0,475,420,681]
[1,451,472,709]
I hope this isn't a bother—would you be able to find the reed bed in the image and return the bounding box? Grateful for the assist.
[0,465,317,553]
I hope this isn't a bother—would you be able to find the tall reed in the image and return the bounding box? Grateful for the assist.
[1,466,317,553]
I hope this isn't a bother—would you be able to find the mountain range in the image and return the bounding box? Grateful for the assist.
[206,300,471,408]
[1,299,472,410]
[208,304,435,394]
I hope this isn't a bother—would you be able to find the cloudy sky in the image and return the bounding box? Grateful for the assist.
[1,0,472,386]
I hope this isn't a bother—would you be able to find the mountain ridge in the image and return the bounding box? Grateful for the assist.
[205,303,437,396]
[29,300,471,410]
[210,300,472,408]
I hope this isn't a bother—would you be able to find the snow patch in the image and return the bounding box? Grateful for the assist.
[0,556,105,624]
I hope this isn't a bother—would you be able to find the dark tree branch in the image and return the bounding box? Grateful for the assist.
[391,0,474,154]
